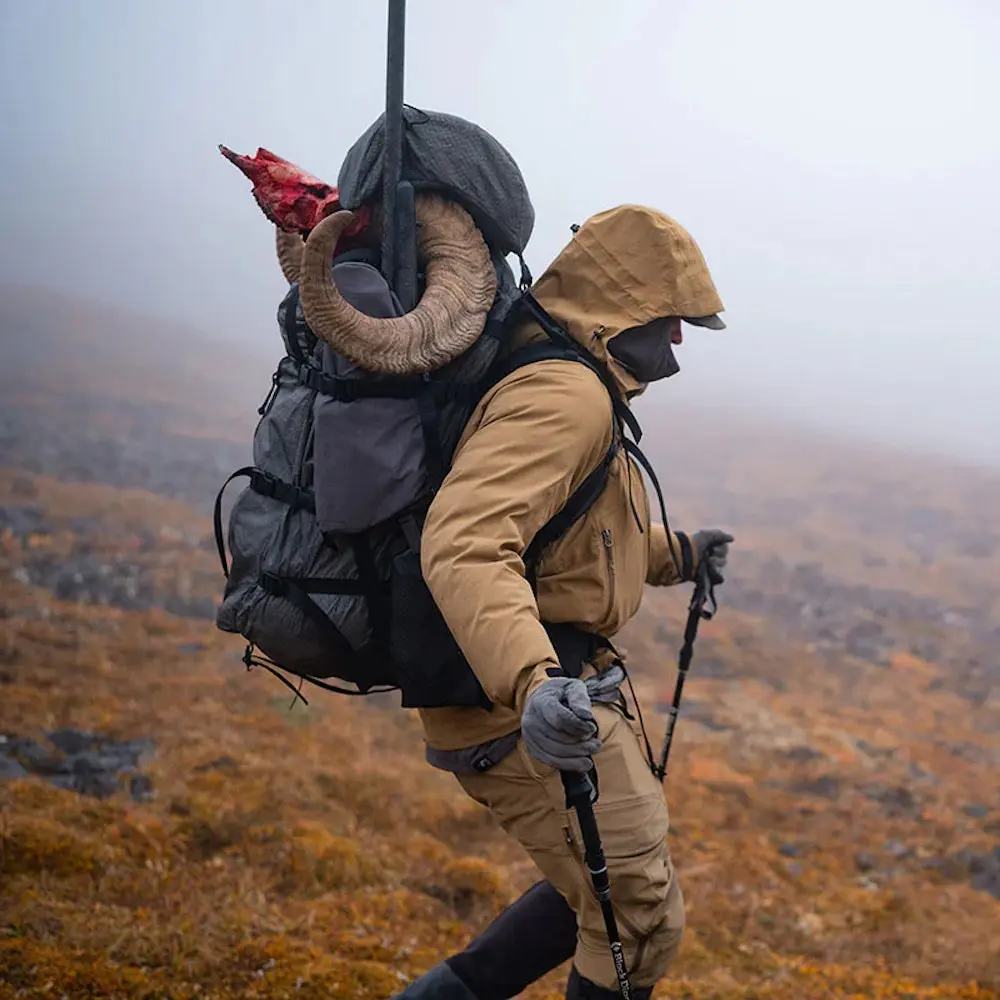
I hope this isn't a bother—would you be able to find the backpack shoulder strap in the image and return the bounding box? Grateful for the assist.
[475,338,622,589]
[478,339,585,398]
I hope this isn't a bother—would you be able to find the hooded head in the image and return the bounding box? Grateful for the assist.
[525,205,725,397]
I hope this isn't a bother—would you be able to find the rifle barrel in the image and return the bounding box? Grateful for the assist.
[382,0,406,290]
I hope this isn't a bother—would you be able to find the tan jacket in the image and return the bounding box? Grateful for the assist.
[419,205,724,751]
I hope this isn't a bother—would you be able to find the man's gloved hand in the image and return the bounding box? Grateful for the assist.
[521,676,602,772]
[584,663,626,706]
[691,528,735,584]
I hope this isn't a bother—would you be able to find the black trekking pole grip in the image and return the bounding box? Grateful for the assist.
[561,768,634,998]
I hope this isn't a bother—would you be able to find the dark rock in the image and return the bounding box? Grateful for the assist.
[883,839,912,860]
[791,775,841,800]
[1,730,157,800]
[0,752,29,780]
[864,783,918,817]
[784,745,824,763]
[962,803,990,819]
[71,752,131,775]
[72,771,120,799]
[117,737,156,764]
[968,848,1000,899]
[4,736,59,773]
[855,852,877,873]
[130,774,154,803]
[778,843,802,858]
[48,729,100,755]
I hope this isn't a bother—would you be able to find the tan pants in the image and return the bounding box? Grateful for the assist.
[456,704,685,990]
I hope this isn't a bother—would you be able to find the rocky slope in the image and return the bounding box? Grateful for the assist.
[1,288,998,998]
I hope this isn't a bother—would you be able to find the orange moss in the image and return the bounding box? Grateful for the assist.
[1,485,998,998]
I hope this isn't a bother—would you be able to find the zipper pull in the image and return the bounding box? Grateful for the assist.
[602,528,613,548]
[258,370,281,416]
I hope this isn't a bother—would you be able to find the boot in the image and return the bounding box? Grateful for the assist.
[391,962,479,998]
[564,965,655,999]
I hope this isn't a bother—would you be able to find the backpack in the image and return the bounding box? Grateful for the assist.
[213,109,642,710]
[212,254,629,710]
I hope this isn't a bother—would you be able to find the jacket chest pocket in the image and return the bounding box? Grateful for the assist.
[595,454,650,624]
[601,527,618,620]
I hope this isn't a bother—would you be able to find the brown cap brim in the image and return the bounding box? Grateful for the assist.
[683,314,726,330]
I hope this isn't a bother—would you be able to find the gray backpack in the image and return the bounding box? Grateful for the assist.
[213,254,628,709]
[213,110,625,709]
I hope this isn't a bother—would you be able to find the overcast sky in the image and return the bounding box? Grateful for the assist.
[1,0,998,467]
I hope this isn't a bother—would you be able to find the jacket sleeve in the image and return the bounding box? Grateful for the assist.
[420,361,614,714]
[646,523,699,586]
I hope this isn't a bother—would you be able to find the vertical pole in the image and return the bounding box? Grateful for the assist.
[656,567,717,782]
[561,770,633,998]
[382,0,406,292]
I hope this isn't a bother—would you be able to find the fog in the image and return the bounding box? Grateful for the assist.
[1,0,998,467]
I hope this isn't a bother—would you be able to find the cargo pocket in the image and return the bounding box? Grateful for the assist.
[573,709,673,941]
[388,547,491,710]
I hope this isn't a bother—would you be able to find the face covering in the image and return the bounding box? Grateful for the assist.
[607,317,680,384]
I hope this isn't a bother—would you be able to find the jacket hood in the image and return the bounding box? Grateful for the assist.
[522,204,725,397]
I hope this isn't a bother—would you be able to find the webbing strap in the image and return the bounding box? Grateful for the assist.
[517,292,643,444]
[418,388,445,485]
[281,285,307,365]
[623,439,682,577]
[281,576,377,597]
[299,366,423,400]
[213,467,316,579]
[214,466,254,578]
[248,469,315,513]
[480,340,582,396]
[351,538,391,644]
[258,572,358,665]
[524,440,622,589]
[299,364,483,405]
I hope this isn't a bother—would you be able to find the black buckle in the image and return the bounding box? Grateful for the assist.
[249,468,277,498]
[259,572,286,596]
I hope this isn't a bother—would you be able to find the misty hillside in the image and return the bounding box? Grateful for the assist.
[3,285,996,698]
[0,284,278,509]
[1,290,998,996]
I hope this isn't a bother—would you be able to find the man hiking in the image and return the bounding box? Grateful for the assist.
[391,202,733,997]
[218,107,731,998]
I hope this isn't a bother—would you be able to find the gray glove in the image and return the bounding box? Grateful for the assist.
[692,528,735,584]
[585,663,626,706]
[521,676,602,772]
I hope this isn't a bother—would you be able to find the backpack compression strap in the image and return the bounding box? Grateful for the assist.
[213,467,315,579]
[477,339,625,590]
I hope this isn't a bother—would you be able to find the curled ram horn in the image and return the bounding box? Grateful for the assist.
[298,194,496,375]
[275,228,305,284]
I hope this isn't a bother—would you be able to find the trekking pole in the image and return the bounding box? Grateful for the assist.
[655,558,719,783]
[381,0,418,311]
[561,769,633,998]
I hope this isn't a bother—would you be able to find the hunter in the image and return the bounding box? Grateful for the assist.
[393,204,732,996]
[233,111,733,998]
